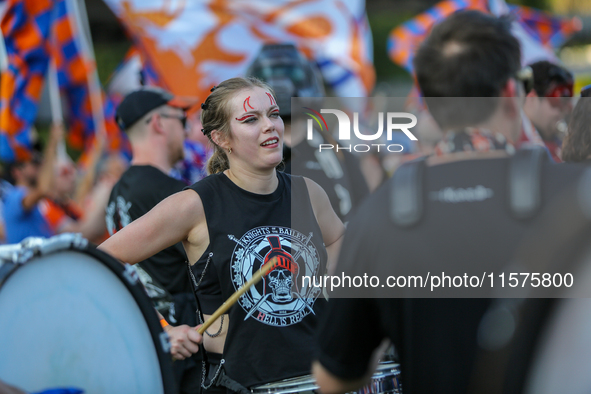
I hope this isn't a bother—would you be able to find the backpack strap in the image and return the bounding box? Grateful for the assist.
[508,147,548,220]
[389,157,427,228]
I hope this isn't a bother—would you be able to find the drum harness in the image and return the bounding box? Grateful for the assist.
[187,252,251,394]
[390,147,591,393]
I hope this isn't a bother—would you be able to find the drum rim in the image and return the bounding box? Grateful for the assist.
[250,362,401,393]
[251,374,318,390]
[87,246,177,393]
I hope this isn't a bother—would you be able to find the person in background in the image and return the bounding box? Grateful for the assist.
[313,11,589,394]
[104,86,200,393]
[77,152,129,244]
[3,123,106,244]
[0,164,14,244]
[171,111,210,185]
[522,61,574,162]
[561,92,591,163]
[43,154,111,245]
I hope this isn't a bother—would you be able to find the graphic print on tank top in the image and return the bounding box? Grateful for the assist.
[229,226,322,327]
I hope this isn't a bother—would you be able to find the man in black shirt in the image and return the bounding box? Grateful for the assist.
[313,11,589,394]
[106,87,200,393]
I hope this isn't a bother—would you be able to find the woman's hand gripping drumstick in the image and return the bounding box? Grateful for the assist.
[162,257,278,360]
[197,256,278,335]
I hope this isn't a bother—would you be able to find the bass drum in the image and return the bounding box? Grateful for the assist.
[0,234,176,394]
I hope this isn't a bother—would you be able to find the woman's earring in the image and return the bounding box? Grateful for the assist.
[228,148,232,154]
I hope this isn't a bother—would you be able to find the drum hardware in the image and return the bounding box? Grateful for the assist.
[250,362,402,394]
[0,233,87,267]
[123,262,140,285]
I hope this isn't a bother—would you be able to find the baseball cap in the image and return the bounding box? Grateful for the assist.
[115,86,197,131]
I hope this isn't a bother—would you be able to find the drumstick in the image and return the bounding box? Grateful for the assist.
[197,256,278,334]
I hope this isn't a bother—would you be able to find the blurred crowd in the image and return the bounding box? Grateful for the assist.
[3,7,591,394]
[0,110,211,245]
[0,52,586,247]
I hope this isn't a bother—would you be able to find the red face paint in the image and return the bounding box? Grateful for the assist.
[545,82,574,110]
[266,92,276,105]
[236,115,255,121]
[271,109,279,115]
[243,97,254,112]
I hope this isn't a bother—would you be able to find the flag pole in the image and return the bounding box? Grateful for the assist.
[47,60,63,124]
[0,2,8,73]
[64,0,106,141]
[0,30,7,73]
[47,58,70,160]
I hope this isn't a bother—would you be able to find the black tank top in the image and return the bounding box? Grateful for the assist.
[186,170,328,388]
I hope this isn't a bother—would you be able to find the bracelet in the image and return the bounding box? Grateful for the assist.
[160,318,169,329]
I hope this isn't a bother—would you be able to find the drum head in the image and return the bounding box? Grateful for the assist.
[0,247,174,393]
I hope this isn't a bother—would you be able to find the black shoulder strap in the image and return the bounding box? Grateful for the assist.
[390,148,549,226]
[390,156,427,228]
[508,147,548,220]
[216,370,251,394]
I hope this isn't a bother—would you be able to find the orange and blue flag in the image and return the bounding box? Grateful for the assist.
[510,5,581,50]
[1,0,130,162]
[51,0,95,151]
[387,0,581,74]
[49,0,130,159]
[0,0,54,162]
[387,0,487,73]
[102,0,375,100]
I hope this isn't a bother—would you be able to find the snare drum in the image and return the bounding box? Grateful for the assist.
[250,362,401,394]
[358,363,402,394]
[0,234,175,394]
[251,374,318,394]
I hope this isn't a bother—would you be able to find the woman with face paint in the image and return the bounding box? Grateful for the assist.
[99,77,344,393]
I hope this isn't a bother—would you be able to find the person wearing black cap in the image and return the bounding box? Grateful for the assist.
[105,86,201,393]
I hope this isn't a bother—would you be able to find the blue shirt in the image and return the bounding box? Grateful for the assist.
[3,186,53,244]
